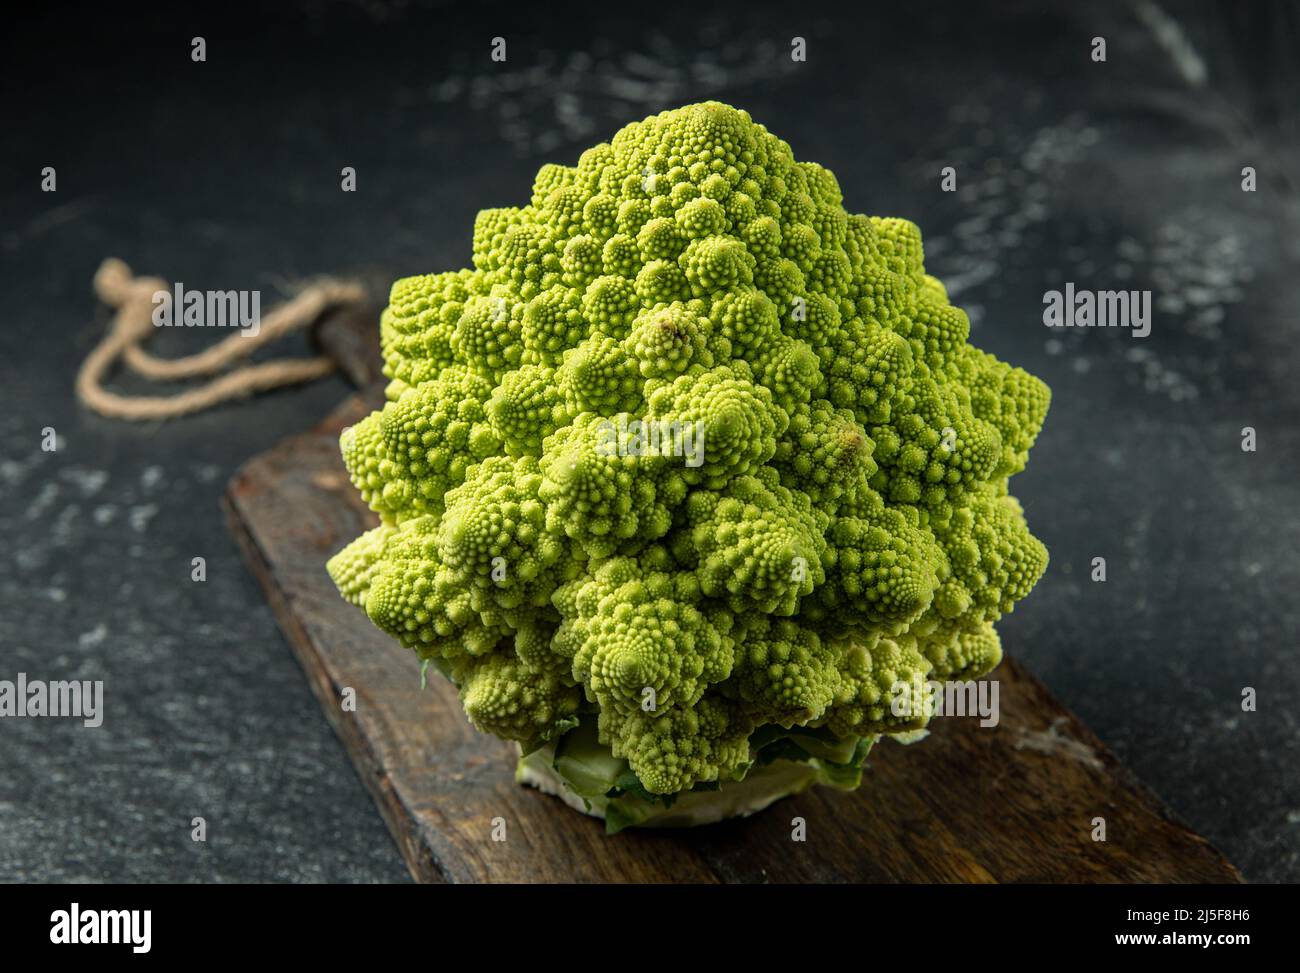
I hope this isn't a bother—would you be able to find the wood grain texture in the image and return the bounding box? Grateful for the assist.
[223,392,1243,884]
[312,288,386,388]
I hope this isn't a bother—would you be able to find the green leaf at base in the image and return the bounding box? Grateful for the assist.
[516,715,877,833]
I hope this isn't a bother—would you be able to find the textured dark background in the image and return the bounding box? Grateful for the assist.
[2,0,1297,882]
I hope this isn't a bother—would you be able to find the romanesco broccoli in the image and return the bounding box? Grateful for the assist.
[328,102,1050,832]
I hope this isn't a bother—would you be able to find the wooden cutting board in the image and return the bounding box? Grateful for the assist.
[221,307,1241,883]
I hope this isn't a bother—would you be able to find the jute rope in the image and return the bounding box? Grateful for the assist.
[76,258,367,421]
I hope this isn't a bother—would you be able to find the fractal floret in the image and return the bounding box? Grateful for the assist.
[328,102,1050,831]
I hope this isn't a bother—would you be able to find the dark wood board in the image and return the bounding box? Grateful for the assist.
[222,390,1242,883]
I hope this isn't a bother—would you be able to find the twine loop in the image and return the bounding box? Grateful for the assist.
[76,258,366,421]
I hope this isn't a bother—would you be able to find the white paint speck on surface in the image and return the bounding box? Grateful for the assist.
[128,505,159,532]
[78,624,108,649]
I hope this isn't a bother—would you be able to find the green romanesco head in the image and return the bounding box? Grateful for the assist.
[328,101,1050,827]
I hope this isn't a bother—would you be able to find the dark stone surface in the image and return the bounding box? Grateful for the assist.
[2,0,1296,882]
